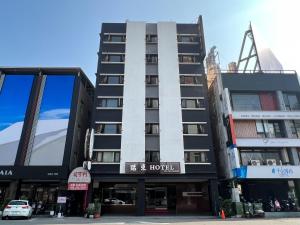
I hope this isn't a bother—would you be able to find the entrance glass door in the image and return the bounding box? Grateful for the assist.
[146,187,167,209]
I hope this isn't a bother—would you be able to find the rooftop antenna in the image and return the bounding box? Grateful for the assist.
[237,23,262,73]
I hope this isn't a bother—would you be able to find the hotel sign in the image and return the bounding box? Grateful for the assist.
[125,162,180,174]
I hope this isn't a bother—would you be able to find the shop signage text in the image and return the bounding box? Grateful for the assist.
[125,162,180,174]
[68,167,91,191]
[232,111,300,120]
[0,169,13,176]
[234,166,300,179]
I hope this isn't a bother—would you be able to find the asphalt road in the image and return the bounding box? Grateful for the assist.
[0,216,300,225]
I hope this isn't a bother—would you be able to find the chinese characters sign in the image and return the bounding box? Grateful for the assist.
[68,167,91,191]
[125,162,180,174]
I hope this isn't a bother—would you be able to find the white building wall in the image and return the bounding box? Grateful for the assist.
[157,22,185,173]
[120,22,146,173]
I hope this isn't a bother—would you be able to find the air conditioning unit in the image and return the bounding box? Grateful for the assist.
[266,159,277,166]
[250,160,261,166]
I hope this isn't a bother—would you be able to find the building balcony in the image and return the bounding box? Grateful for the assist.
[232,110,300,120]
[236,137,300,147]
[233,165,300,179]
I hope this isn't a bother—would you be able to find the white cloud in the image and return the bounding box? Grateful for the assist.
[39,108,70,120]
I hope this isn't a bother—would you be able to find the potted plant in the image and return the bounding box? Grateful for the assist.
[86,203,95,219]
[49,205,55,217]
[93,199,101,218]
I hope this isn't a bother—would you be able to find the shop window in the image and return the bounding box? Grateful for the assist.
[183,124,206,134]
[146,34,158,43]
[93,151,120,163]
[95,124,122,134]
[180,76,201,84]
[102,54,125,63]
[99,75,124,84]
[103,34,126,42]
[145,151,160,162]
[283,93,300,111]
[290,120,300,138]
[231,93,261,111]
[146,123,159,135]
[184,151,208,163]
[181,99,205,109]
[146,54,158,64]
[240,149,282,166]
[146,98,159,108]
[101,184,136,206]
[97,98,122,108]
[146,75,158,85]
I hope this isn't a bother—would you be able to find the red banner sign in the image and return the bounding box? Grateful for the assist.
[68,183,88,191]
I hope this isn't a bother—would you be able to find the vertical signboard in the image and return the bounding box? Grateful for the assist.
[28,75,75,166]
[0,75,34,165]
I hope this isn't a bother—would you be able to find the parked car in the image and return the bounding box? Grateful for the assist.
[2,200,32,220]
[104,198,125,205]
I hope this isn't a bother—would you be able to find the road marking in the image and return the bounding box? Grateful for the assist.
[136,221,170,224]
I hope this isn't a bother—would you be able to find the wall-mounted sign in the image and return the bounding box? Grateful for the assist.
[232,111,300,120]
[0,169,13,176]
[236,138,300,147]
[125,162,180,174]
[68,167,91,191]
[234,166,300,179]
[57,196,67,204]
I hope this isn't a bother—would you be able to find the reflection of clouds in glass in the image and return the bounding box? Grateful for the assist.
[39,108,70,120]
[0,122,13,131]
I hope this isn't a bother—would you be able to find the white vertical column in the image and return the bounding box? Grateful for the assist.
[120,22,146,173]
[157,22,185,173]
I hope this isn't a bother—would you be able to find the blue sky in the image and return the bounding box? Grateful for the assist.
[0,0,299,84]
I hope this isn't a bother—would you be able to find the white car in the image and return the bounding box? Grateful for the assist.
[2,200,33,220]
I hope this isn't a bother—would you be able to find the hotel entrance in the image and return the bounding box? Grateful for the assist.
[145,185,176,215]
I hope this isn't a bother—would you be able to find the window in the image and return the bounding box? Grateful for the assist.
[146,123,159,134]
[95,124,122,134]
[97,98,122,108]
[93,151,120,163]
[290,120,300,138]
[231,93,261,111]
[100,75,124,84]
[146,54,158,64]
[181,99,205,109]
[103,34,126,42]
[101,184,136,206]
[146,34,157,43]
[180,76,201,84]
[255,120,265,138]
[145,151,160,162]
[177,35,197,43]
[265,120,284,138]
[184,151,208,163]
[283,93,300,110]
[240,149,282,166]
[146,98,159,108]
[178,55,199,63]
[183,124,206,134]
[102,54,125,62]
[146,75,158,85]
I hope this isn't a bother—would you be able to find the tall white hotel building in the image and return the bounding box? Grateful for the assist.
[90,16,218,216]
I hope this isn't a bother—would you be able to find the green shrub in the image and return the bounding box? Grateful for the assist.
[220,199,233,217]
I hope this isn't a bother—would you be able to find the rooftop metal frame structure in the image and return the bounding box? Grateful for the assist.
[237,23,262,73]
